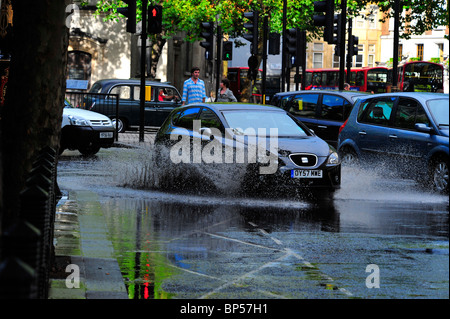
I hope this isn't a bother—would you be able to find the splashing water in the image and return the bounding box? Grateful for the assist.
[104,145,248,196]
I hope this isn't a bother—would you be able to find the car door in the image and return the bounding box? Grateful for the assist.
[355,96,396,159]
[108,84,134,123]
[131,85,161,127]
[316,93,351,147]
[286,93,320,135]
[388,97,433,170]
[154,86,182,126]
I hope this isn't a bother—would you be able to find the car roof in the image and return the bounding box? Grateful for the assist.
[183,102,283,113]
[94,78,176,88]
[272,90,370,98]
[356,92,449,103]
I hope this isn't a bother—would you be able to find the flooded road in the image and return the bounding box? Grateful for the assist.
[57,147,449,299]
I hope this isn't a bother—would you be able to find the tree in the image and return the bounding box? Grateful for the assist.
[1,1,68,227]
[92,0,447,99]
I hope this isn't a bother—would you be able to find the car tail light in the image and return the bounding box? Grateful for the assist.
[339,119,348,135]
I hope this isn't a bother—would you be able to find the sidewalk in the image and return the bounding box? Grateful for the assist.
[48,190,129,299]
[48,131,156,299]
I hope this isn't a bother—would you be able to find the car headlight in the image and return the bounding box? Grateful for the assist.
[68,115,90,126]
[327,151,340,165]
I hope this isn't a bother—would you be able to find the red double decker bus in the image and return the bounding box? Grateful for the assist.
[395,61,444,92]
[227,67,263,102]
[304,67,391,93]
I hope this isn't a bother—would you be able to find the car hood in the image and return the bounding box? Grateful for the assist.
[63,107,111,121]
[277,136,331,156]
[234,135,331,157]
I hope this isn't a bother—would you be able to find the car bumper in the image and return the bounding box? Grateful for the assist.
[61,125,115,149]
[260,164,341,191]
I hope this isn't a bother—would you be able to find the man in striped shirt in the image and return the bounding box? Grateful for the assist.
[182,67,206,106]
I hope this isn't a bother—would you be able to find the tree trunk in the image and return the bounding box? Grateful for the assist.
[1,0,68,226]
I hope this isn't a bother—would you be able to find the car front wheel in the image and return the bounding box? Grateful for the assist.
[431,157,449,194]
[340,147,359,166]
[78,144,100,156]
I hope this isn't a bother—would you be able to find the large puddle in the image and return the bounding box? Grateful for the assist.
[57,147,449,299]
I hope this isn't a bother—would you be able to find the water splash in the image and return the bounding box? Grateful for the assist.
[335,164,449,204]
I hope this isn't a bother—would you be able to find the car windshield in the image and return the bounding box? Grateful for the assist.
[427,98,449,127]
[222,110,308,137]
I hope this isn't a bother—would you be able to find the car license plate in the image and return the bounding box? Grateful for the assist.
[291,169,322,178]
[100,132,113,138]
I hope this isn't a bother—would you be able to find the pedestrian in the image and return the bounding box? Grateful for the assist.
[344,83,350,90]
[216,78,237,102]
[182,67,207,106]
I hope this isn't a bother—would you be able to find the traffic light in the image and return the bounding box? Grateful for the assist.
[268,33,280,55]
[200,22,214,60]
[331,14,342,45]
[348,35,360,57]
[243,11,259,56]
[313,0,335,44]
[286,28,297,66]
[117,0,136,33]
[148,5,162,34]
[222,41,233,60]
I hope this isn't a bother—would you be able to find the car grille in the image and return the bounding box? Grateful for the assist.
[289,153,317,167]
[90,120,112,126]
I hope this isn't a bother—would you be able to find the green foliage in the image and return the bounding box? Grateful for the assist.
[90,0,448,42]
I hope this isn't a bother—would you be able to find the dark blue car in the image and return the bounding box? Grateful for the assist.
[338,92,449,193]
[270,90,370,148]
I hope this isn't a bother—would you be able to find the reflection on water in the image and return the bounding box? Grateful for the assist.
[100,190,447,299]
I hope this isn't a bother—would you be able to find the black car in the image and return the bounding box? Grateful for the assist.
[270,90,370,147]
[154,103,341,198]
[84,79,181,132]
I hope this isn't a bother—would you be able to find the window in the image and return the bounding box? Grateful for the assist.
[359,98,395,126]
[368,5,378,29]
[321,95,349,121]
[288,94,319,117]
[313,43,323,51]
[355,16,365,29]
[354,50,363,67]
[417,44,424,60]
[67,51,91,82]
[110,85,131,99]
[174,107,201,129]
[133,86,155,101]
[199,108,223,131]
[333,53,340,68]
[368,54,375,67]
[393,98,430,130]
[158,87,180,102]
[313,52,323,69]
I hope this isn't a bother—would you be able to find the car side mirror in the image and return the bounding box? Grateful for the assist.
[415,123,433,134]
[200,127,214,141]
